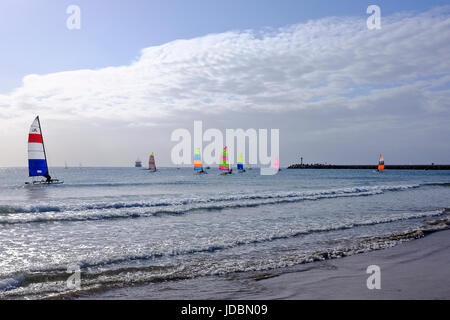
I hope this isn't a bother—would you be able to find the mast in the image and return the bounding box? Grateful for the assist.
[36,116,50,176]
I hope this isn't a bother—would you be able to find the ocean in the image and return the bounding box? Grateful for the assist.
[0,167,449,299]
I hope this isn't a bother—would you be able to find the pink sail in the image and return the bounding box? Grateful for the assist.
[219,146,229,171]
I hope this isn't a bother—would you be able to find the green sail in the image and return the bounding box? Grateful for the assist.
[219,146,229,170]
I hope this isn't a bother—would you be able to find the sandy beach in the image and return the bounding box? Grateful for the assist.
[86,226,450,300]
[250,229,450,299]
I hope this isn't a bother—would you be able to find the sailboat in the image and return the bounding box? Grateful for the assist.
[377,154,385,172]
[193,148,207,175]
[26,116,63,185]
[275,157,281,172]
[148,152,156,172]
[237,153,245,173]
[219,146,232,175]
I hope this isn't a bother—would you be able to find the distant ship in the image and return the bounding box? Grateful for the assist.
[135,159,142,167]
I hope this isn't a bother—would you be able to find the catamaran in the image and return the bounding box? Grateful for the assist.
[26,116,63,185]
[148,152,156,172]
[377,154,385,172]
[275,157,280,172]
[219,146,232,175]
[193,148,207,175]
[237,153,245,173]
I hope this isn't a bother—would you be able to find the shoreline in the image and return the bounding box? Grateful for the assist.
[84,220,450,300]
[249,228,450,299]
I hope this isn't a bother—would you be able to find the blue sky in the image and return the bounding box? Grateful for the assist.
[1,0,447,93]
[0,1,449,167]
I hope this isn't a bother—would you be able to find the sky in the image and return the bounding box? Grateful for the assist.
[0,0,449,167]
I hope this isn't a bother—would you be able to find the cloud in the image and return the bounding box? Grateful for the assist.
[1,6,449,127]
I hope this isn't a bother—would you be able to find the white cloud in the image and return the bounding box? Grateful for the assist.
[1,6,449,125]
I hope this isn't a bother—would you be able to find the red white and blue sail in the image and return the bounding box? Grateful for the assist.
[28,116,48,177]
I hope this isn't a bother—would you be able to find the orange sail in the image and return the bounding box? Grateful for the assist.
[378,154,385,171]
[194,148,203,171]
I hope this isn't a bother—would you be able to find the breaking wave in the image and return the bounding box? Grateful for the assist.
[0,184,422,224]
[1,210,448,300]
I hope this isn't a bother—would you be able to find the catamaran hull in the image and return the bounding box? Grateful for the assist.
[25,180,64,185]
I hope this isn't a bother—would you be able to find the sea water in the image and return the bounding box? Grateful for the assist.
[0,167,449,298]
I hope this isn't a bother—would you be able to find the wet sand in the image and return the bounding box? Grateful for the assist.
[86,229,450,300]
[251,229,450,299]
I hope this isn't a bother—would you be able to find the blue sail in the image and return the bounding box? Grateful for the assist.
[28,159,48,177]
[237,153,244,170]
[194,149,203,171]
